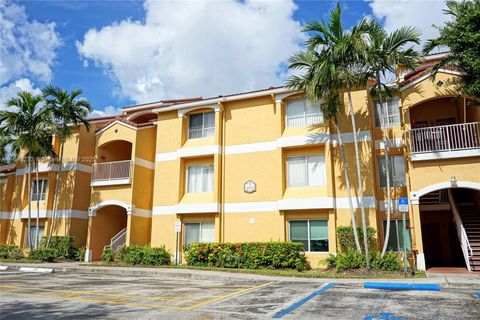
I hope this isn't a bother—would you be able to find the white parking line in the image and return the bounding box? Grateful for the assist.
[18,267,53,273]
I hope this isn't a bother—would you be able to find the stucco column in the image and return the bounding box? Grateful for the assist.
[84,208,95,262]
[410,202,425,270]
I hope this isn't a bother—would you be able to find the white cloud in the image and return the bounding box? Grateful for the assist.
[0,78,42,110]
[0,1,61,85]
[89,106,122,118]
[76,0,303,104]
[0,1,60,109]
[368,0,451,47]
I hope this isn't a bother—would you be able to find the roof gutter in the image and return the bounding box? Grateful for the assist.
[152,87,295,113]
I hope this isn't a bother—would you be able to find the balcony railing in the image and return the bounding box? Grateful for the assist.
[286,113,323,128]
[91,160,132,186]
[188,127,215,139]
[409,122,480,154]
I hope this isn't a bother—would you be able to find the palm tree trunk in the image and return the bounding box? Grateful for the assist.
[47,140,64,247]
[345,81,370,269]
[378,91,393,257]
[35,163,40,249]
[334,118,362,252]
[27,157,32,249]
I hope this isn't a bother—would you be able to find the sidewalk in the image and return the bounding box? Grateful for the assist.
[1,261,479,288]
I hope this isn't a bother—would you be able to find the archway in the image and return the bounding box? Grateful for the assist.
[419,187,480,272]
[87,204,128,261]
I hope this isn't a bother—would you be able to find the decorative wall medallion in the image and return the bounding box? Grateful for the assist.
[244,180,256,194]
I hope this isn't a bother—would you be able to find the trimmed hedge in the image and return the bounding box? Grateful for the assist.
[0,244,24,260]
[325,251,402,272]
[183,242,310,271]
[336,226,377,253]
[102,245,171,266]
[29,248,57,262]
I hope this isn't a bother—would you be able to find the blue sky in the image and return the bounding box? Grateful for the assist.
[1,0,450,116]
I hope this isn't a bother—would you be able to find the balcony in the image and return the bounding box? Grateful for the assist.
[408,122,480,161]
[91,160,133,186]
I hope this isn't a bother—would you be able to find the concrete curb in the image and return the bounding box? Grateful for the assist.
[2,263,479,288]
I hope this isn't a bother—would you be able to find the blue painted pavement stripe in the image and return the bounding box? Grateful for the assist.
[364,282,440,291]
[272,282,335,318]
[475,291,480,298]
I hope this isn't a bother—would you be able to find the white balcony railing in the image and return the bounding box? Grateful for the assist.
[409,122,480,154]
[188,127,214,139]
[91,160,132,186]
[286,113,323,128]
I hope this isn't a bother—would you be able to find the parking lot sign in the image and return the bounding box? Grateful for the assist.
[398,198,409,212]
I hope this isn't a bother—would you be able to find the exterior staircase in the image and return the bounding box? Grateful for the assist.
[105,227,127,253]
[452,189,480,272]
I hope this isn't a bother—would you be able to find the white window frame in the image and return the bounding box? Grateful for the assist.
[287,154,326,187]
[183,221,215,245]
[374,97,401,128]
[188,111,215,139]
[186,163,214,193]
[285,98,323,128]
[377,155,406,188]
[288,219,329,252]
[31,179,48,201]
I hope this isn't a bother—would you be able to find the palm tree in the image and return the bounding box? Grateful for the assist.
[365,25,421,256]
[0,92,51,249]
[42,86,92,246]
[302,4,379,267]
[287,50,362,253]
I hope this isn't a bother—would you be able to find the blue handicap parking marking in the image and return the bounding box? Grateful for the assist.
[398,198,408,205]
[475,291,480,298]
[364,311,407,320]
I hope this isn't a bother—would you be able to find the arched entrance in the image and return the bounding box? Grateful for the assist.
[86,202,129,261]
[419,187,480,272]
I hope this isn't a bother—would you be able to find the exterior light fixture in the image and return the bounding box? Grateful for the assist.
[450,176,457,188]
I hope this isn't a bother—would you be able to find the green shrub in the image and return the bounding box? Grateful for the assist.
[29,248,57,262]
[0,244,24,260]
[40,236,75,259]
[336,226,377,253]
[183,242,310,271]
[142,246,171,266]
[120,245,145,264]
[325,251,402,272]
[101,247,115,263]
[371,252,402,272]
[73,247,86,262]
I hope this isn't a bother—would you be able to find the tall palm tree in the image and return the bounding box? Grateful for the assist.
[302,4,378,267]
[365,25,421,256]
[0,92,51,249]
[288,50,362,253]
[42,86,92,246]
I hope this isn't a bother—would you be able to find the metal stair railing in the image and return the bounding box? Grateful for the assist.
[448,189,473,272]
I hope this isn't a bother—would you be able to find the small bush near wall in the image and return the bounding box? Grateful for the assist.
[40,236,75,259]
[0,244,24,260]
[101,245,171,266]
[29,248,57,262]
[336,227,377,253]
[326,251,402,272]
[183,242,310,271]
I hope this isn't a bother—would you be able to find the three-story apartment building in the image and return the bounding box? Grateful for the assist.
[1,54,479,271]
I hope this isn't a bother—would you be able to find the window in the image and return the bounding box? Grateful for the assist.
[31,179,48,201]
[186,164,214,193]
[287,155,325,187]
[184,222,215,245]
[377,156,406,187]
[188,111,215,139]
[374,97,400,128]
[286,98,323,128]
[24,225,45,248]
[289,220,328,252]
[383,220,412,252]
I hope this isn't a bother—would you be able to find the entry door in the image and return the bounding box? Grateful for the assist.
[421,223,443,267]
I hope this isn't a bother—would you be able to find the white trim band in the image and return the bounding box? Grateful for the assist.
[156,145,221,162]
[134,157,155,170]
[15,163,92,176]
[375,138,403,150]
[1,209,89,220]
[153,203,220,215]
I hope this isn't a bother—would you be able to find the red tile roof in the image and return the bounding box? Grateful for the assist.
[0,163,16,174]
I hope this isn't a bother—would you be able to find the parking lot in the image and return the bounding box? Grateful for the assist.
[0,269,479,319]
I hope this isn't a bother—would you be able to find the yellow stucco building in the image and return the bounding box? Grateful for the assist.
[1,53,479,271]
